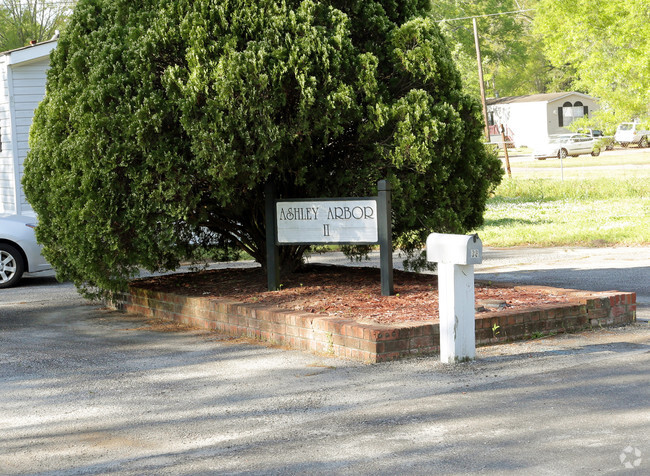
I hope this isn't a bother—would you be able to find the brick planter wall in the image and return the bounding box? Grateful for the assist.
[113,284,636,363]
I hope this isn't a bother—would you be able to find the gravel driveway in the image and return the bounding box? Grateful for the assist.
[1,248,649,475]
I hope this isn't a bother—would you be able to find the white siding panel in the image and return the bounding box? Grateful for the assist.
[0,172,13,190]
[0,55,11,213]
[20,196,33,214]
[13,61,49,73]
[17,139,30,151]
[17,129,30,140]
[10,57,49,215]
[1,43,54,215]
[16,116,35,127]
[0,187,15,200]
[12,79,46,90]
[0,191,16,215]
[0,126,9,145]
[0,186,15,197]
[0,133,13,215]
[0,178,13,209]
[15,101,43,113]
[11,70,48,80]
[14,108,38,119]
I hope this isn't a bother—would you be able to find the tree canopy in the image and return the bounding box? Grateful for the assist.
[428,0,650,128]
[430,0,549,99]
[23,0,502,297]
[534,0,650,126]
[0,0,71,50]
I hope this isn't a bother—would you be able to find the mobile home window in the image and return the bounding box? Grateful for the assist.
[559,101,589,127]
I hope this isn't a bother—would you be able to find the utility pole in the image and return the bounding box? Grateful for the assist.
[473,17,490,142]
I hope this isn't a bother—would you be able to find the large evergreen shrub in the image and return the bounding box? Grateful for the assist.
[24,0,502,296]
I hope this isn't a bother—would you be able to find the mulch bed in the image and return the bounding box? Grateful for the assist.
[132,265,574,325]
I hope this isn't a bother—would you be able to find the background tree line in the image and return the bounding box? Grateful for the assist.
[4,0,648,127]
[0,0,73,49]
[429,0,650,129]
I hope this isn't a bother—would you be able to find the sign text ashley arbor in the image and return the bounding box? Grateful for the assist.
[276,199,378,244]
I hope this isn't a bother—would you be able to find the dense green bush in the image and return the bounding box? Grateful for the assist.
[24,0,502,297]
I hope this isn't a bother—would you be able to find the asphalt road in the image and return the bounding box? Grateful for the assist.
[1,248,649,475]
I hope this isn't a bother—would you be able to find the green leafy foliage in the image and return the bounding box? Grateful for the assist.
[23,0,502,297]
[534,0,650,124]
[430,0,550,98]
[0,0,70,50]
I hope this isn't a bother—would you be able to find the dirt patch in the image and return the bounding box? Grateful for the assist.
[132,265,574,325]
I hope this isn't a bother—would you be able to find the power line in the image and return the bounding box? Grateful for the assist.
[1,2,77,9]
[1,1,77,7]
[435,8,537,141]
[436,8,535,23]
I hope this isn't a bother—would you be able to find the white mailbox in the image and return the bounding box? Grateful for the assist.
[426,233,482,265]
[426,233,482,363]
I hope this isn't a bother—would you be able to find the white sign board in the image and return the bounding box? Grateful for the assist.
[276,199,378,244]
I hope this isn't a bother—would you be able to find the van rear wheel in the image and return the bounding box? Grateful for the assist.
[639,136,648,148]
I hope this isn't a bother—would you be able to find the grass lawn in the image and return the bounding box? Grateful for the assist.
[474,150,650,247]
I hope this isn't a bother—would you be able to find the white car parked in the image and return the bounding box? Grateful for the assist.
[532,133,601,160]
[0,215,52,288]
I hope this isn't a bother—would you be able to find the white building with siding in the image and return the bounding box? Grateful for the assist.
[0,39,56,216]
[486,92,600,148]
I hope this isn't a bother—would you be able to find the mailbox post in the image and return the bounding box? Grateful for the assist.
[426,233,483,363]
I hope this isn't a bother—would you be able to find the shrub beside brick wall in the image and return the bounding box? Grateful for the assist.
[113,285,635,363]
